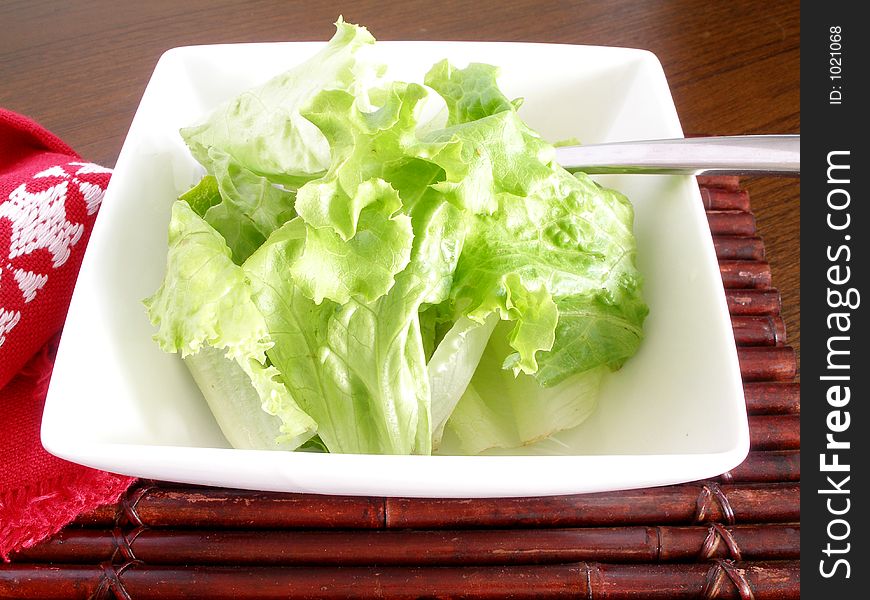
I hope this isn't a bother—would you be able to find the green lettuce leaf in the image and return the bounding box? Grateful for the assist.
[144,201,316,449]
[286,81,433,306]
[315,195,465,454]
[295,82,428,239]
[423,60,647,386]
[181,18,380,186]
[243,194,464,454]
[241,220,373,453]
[444,322,607,455]
[290,179,414,305]
[184,347,314,450]
[424,60,517,126]
[427,313,498,449]
[178,174,221,216]
[144,201,272,361]
[180,149,297,264]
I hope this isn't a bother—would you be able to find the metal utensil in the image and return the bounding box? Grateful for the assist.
[554,134,799,176]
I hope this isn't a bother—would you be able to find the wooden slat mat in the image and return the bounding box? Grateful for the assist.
[3,176,800,599]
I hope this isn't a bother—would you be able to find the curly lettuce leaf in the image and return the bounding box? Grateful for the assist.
[424,60,647,386]
[144,201,316,448]
[179,149,297,264]
[286,83,434,305]
[295,82,428,239]
[314,195,465,454]
[243,194,464,454]
[241,220,373,453]
[181,18,380,186]
[144,201,272,361]
[290,179,414,305]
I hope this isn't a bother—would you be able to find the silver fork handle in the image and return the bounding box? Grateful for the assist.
[554,134,800,176]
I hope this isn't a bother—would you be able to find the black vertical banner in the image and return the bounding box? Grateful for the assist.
[801,2,868,597]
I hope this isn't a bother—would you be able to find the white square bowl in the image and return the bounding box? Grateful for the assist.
[42,41,748,498]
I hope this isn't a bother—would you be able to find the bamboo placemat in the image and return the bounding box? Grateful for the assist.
[2,176,800,599]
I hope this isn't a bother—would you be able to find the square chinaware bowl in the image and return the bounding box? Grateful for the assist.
[42,41,748,497]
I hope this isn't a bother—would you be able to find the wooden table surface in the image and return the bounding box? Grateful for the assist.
[0,0,799,370]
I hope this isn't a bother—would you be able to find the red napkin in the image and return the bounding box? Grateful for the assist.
[0,108,135,560]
